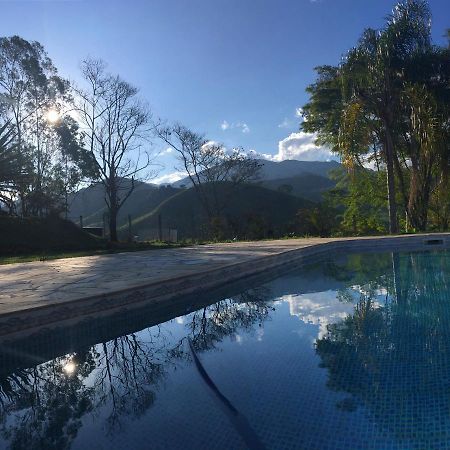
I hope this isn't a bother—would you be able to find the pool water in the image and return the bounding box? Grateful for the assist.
[0,250,449,450]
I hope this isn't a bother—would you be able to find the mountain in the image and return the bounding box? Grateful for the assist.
[119,183,314,241]
[258,172,336,202]
[67,160,342,240]
[171,159,341,188]
[257,159,341,180]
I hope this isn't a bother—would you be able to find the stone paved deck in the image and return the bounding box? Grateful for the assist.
[0,238,328,316]
[0,234,449,337]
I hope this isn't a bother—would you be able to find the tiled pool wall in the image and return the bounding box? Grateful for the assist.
[0,264,287,365]
[0,233,449,340]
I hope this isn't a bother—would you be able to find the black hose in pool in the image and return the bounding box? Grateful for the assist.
[188,337,267,450]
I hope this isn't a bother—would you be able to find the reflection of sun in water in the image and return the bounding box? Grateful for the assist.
[45,109,60,124]
[63,361,77,375]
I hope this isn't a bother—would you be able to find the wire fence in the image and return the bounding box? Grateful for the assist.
[67,213,178,242]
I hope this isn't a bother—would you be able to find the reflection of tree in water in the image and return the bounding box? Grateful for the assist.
[95,335,166,432]
[0,286,272,449]
[188,287,273,352]
[0,350,97,450]
[323,252,396,301]
[316,251,450,446]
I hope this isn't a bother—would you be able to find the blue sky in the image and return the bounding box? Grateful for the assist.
[2,0,449,183]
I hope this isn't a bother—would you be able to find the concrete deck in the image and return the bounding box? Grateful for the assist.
[0,233,449,337]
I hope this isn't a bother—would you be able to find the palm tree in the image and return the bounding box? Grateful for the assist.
[339,1,433,234]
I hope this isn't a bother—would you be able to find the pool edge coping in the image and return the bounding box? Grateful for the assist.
[1,233,449,339]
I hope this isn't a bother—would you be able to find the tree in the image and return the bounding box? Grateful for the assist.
[302,1,447,234]
[0,121,25,213]
[0,36,86,216]
[156,124,261,238]
[397,43,450,230]
[51,116,96,218]
[74,59,153,242]
[325,167,389,235]
[294,203,338,237]
[340,1,432,233]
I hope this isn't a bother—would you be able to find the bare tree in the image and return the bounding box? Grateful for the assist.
[74,59,153,241]
[156,124,261,237]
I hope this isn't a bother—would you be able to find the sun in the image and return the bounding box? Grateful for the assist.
[63,361,77,375]
[45,109,60,124]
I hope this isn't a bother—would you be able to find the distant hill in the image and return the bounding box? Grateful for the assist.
[120,183,314,241]
[257,159,341,180]
[259,173,335,202]
[68,180,181,228]
[66,160,342,240]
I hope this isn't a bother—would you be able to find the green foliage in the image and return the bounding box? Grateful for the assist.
[302,65,342,152]
[0,121,25,212]
[122,182,314,241]
[293,203,339,237]
[326,168,388,235]
[0,36,93,216]
[301,0,450,233]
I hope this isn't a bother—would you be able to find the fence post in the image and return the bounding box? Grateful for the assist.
[128,214,132,242]
[158,214,162,241]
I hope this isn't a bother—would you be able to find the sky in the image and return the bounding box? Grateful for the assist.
[1,0,449,183]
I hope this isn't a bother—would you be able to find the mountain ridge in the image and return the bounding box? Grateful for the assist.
[171,158,340,187]
[67,160,342,238]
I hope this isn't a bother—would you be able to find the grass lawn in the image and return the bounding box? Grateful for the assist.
[0,241,185,265]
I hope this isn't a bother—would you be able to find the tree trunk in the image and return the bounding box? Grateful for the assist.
[109,209,118,242]
[438,174,450,230]
[384,129,398,234]
[108,177,118,242]
[406,139,433,232]
[407,165,428,231]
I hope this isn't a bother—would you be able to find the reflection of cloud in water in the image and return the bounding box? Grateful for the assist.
[280,291,355,339]
[350,285,389,307]
[256,327,264,342]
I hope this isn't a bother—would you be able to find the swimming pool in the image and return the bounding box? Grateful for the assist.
[0,249,449,449]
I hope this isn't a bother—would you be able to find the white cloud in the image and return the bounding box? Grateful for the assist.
[277,117,292,129]
[237,122,250,133]
[277,107,305,129]
[258,152,278,161]
[270,132,337,162]
[220,120,250,133]
[152,171,185,185]
[158,147,173,156]
[201,140,223,154]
